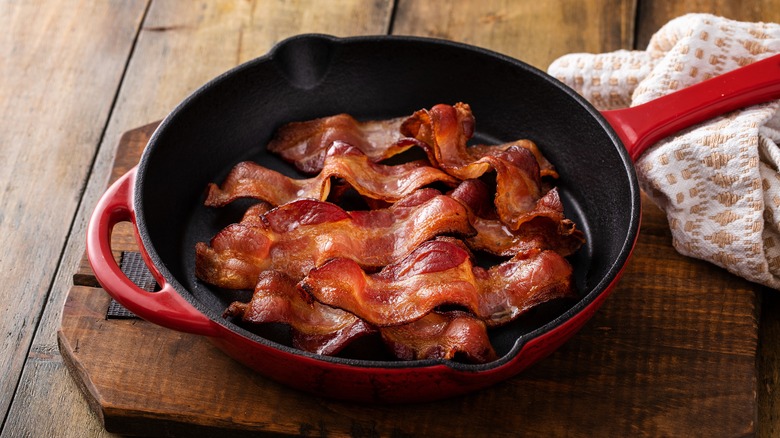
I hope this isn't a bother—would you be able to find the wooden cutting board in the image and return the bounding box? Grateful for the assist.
[59,122,761,437]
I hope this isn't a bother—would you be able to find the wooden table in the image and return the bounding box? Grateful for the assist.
[4,1,780,436]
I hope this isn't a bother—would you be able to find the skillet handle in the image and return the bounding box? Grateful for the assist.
[602,53,780,162]
[86,167,219,338]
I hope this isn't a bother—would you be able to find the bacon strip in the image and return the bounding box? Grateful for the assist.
[223,271,375,356]
[470,139,558,179]
[400,102,557,178]
[400,103,553,229]
[195,190,475,289]
[224,271,497,362]
[201,103,584,364]
[266,113,419,174]
[381,311,498,363]
[450,179,585,257]
[205,163,330,208]
[264,105,556,178]
[205,142,458,207]
[300,238,576,328]
[227,275,499,363]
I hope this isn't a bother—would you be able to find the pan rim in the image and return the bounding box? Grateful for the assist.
[133,33,642,373]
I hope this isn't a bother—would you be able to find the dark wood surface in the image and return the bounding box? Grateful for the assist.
[5,1,780,437]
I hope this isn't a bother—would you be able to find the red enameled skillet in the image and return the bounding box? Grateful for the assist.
[87,34,780,403]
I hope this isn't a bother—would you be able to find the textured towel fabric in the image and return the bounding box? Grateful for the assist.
[547,13,780,289]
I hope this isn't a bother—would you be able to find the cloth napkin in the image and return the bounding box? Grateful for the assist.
[547,13,780,289]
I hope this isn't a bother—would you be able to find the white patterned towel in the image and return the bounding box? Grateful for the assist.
[548,13,780,289]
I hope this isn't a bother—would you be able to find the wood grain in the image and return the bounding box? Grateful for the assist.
[636,2,780,48]
[6,0,780,436]
[3,1,393,437]
[760,290,780,438]
[0,0,149,425]
[392,0,636,68]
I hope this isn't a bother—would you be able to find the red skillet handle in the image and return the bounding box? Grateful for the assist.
[602,53,780,162]
[86,167,219,337]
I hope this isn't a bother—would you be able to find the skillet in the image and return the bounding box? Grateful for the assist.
[87,34,780,403]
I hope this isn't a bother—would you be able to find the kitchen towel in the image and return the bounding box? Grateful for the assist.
[548,13,780,289]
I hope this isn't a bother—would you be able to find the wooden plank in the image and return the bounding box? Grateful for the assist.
[105,0,393,139]
[392,0,636,69]
[636,2,780,48]
[8,345,114,438]
[4,1,394,437]
[0,0,149,425]
[760,291,780,438]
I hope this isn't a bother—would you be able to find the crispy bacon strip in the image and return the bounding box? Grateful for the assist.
[300,238,576,328]
[205,142,458,207]
[401,103,553,229]
[223,271,375,356]
[224,272,497,362]
[264,105,556,178]
[483,146,545,230]
[450,179,585,257]
[400,102,557,178]
[205,163,329,208]
[470,140,558,179]
[381,311,498,363]
[267,113,419,174]
[195,190,475,289]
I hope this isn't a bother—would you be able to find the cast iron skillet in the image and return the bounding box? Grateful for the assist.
[87,34,780,403]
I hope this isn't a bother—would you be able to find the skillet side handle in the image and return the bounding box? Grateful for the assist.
[602,53,780,162]
[86,168,219,338]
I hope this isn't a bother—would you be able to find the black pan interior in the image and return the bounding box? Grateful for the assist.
[135,34,640,369]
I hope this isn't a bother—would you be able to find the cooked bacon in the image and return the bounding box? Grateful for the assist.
[450,179,585,257]
[400,102,558,178]
[400,103,554,229]
[195,190,475,289]
[266,113,419,174]
[470,139,558,179]
[468,214,585,258]
[482,146,545,230]
[201,103,585,364]
[399,102,476,176]
[205,162,330,208]
[224,271,497,362]
[240,201,273,219]
[205,142,458,207]
[264,105,556,178]
[223,271,375,356]
[381,311,497,363]
[300,238,576,328]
